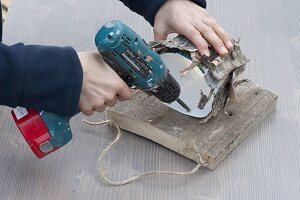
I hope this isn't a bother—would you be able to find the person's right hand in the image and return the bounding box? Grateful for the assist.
[77,51,132,116]
[153,0,233,57]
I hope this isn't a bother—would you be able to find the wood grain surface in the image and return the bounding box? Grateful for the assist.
[1,0,299,199]
[107,81,278,170]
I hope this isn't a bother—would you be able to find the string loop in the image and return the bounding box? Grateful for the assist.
[84,118,206,186]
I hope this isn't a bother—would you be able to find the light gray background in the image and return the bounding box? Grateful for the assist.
[0,0,299,199]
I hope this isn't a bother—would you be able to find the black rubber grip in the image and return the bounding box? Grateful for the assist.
[154,73,181,103]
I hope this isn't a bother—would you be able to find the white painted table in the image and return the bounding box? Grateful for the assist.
[1,0,299,199]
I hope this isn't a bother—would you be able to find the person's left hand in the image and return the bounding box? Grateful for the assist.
[153,0,233,57]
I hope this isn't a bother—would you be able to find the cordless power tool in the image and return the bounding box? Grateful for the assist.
[11,20,189,158]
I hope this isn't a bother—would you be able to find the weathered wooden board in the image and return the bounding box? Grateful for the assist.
[107,81,278,170]
[2,0,11,7]
[1,0,10,20]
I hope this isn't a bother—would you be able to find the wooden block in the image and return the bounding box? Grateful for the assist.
[1,0,9,21]
[1,7,7,21]
[107,81,278,170]
[2,0,11,8]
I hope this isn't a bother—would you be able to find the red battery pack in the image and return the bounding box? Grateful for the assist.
[11,107,59,158]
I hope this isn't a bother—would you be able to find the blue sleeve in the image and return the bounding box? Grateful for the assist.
[0,4,2,40]
[119,0,207,26]
[0,43,83,116]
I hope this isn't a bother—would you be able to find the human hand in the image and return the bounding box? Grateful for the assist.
[77,51,132,116]
[153,0,233,56]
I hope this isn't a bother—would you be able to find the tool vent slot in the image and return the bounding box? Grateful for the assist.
[121,34,131,47]
[111,51,117,56]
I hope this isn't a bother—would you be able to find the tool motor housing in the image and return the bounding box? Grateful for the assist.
[95,20,180,103]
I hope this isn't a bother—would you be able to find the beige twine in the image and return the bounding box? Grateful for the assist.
[83,116,207,186]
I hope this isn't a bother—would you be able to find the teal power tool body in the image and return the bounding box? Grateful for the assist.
[11,20,189,158]
[95,20,182,103]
